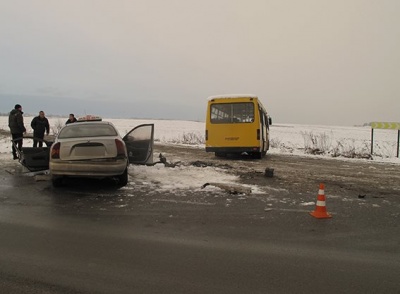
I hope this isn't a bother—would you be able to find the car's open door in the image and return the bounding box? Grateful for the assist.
[123,124,154,165]
[12,136,53,172]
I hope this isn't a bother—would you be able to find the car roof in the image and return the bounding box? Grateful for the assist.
[68,121,113,126]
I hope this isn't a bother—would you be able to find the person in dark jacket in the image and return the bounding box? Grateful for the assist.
[8,104,26,159]
[66,113,77,124]
[31,111,50,147]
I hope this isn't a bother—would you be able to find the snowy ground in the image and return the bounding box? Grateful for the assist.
[1,115,398,163]
[1,116,399,207]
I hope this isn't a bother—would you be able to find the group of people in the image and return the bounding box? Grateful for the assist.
[8,103,78,160]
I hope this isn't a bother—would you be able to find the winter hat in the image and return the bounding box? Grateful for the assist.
[14,104,22,109]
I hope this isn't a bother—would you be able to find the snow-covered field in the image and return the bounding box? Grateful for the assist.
[0,116,399,164]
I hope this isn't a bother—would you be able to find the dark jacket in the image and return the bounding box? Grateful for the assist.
[8,109,26,134]
[66,117,77,124]
[31,116,50,136]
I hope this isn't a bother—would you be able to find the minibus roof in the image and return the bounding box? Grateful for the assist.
[207,94,258,100]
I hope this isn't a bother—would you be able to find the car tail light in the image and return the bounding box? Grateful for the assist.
[115,139,126,158]
[51,142,60,159]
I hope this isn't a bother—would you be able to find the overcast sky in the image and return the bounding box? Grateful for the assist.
[1,0,399,125]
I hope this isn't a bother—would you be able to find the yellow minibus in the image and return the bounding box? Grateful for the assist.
[205,95,271,159]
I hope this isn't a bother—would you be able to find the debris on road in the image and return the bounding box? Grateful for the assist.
[201,182,251,194]
[191,160,232,169]
[264,168,274,177]
[148,153,181,168]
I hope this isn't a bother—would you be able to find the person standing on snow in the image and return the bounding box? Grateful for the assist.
[31,110,50,147]
[8,104,26,159]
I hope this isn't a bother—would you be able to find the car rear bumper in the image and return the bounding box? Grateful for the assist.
[50,158,128,177]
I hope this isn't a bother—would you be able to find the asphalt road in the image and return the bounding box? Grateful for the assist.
[1,147,400,293]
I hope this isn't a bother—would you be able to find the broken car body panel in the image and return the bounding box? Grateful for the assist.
[12,136,53,172]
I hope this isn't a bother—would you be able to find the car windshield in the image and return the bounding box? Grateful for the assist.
[58,124,118,139]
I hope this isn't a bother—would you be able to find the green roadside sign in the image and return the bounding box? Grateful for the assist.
[371,122,400,130]
[370,122,400,157]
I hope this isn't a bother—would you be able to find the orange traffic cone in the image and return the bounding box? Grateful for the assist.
[310,183,332,219]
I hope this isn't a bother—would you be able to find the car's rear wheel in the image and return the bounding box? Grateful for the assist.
[117,168,128,187]
[52,176,64,187]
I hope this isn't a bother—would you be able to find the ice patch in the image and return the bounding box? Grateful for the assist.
[115,204,128,208]
[299,202,315,206]
[263,186,289,193]
[129,165,242,192]
[153,199,215,206]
